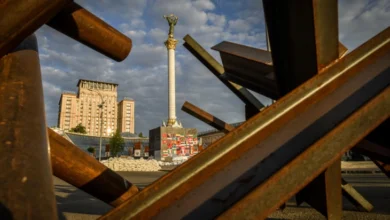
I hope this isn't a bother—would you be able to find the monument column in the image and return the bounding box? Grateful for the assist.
[164,14,179,127]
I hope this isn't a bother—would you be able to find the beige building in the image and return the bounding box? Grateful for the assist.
[58,79,135,136]
[117,98,135,133]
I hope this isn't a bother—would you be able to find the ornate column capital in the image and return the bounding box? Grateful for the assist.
[164,38,178,50]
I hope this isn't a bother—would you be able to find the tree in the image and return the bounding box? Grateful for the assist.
[110,130,125,157]
[138,132,144,137]
[70,123,87,134]
[87,147,95,156]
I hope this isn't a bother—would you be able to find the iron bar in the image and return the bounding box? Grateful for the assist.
[182,101,234,134]
[211,41,278,99]
[219,84,390,220]
[341,179,374,212]
[46,2,132,62]
[264,0,342,216]
[99,26,390,220]
[0,34,58,219]
[0,0,71,58]
[372,160,390,178]
[353,140,390,164]
[183,35,264,110]
[295,159,343,219]
[263,0,339,94]
[49,128,139,207]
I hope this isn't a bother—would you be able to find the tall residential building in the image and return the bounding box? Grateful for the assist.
[117,98,135,133]
[58,79,135,136]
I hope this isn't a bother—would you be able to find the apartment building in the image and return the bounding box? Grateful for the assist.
[58,79,135,136]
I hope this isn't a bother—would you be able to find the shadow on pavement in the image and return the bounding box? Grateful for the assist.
[55,185,111,219]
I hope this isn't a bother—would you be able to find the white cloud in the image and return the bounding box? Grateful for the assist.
[123,29,147,44]
[192,0,215,10]
[149,28,167,43]
[227,19,251,33]
[207,13,226,27]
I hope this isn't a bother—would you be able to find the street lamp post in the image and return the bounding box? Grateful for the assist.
[88,88,105,161]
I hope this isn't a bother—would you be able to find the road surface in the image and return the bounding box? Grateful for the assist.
[54,172,390,220]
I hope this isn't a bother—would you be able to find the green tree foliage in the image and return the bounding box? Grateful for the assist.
[110,130,125,157]
[70,123,87,134]
[138,132,144,137]
[87,147,95,154]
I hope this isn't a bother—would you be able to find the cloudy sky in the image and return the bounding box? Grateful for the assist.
[36,0,390,135]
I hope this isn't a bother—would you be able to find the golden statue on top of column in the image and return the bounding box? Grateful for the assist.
[163,14,178,38]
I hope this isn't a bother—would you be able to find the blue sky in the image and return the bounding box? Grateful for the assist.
[36,0,390,135]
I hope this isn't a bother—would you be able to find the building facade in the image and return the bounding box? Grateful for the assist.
[58,79,135,136]
[117,98,135,133]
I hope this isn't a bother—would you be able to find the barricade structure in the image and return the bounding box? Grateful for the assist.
[0,0,389,219]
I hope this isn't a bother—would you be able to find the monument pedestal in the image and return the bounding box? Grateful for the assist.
[149,126,198,161]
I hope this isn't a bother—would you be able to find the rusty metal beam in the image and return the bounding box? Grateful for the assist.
[296,159,343,219]
[46,2,132,62]
[372,160,390,178]
[263,0,339,94]
[211,41,279,99]
[99,26,390,220]
[341,179,374,212]
[0,35,58,219]
[183,35,264,110]
[48,128,139,207]
[365,119,390,151]
[0,0,71,58]
[213,41,348,100]
[353,140,390,164]
[264,0,342,216]
[181,101,234,134]
[339,42,349,57]
[219,84,390,220]
[245,104,262,120]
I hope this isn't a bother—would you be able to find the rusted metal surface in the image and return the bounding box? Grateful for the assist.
[245,104,261,120]
[99,26,390,220]
[353,140,390,164]
[214,41,348,100]
[365,119,390,150]
[0,0,71,58]
[269,0,342,215]
[263,0,339,95]
[341,178,374,212]
[48,128,139,207]
[181,101,234,134]
[47,2,132,62]
[296,159,343,219]
[339,42,348,57]
[0,35,58,219]
[183,35,264,110]
[218,85,390,220]
[211,41,279,99]
[372,160,390,178]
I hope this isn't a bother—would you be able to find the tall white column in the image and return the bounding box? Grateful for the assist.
[168,48,176,123]
[165,38,178,126]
